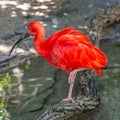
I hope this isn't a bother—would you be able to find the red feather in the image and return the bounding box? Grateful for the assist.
[28,22,107,75]
[26,21,108,102]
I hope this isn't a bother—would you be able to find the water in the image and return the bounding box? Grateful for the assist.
[5,41,120,120]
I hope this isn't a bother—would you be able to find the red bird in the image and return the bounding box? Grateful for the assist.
[9,21,108,102]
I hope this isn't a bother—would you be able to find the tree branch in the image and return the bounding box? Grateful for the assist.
[37,71,100,120]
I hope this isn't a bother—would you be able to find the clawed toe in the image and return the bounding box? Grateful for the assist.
[63,97,75,103]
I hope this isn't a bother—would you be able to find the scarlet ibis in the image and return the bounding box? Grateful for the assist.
[9,21,108,102]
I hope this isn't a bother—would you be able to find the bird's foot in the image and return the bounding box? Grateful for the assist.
[63,97,75,103]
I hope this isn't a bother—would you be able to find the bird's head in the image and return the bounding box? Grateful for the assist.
[27,21,44,36]
[9,21,44,56]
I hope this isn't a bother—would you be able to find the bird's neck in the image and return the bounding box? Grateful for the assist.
[34,28,45,43]
[33,31,50,58]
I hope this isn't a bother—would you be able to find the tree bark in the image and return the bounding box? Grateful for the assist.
[37,71,100,120]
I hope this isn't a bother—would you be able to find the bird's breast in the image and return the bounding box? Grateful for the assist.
[48,54,73,72]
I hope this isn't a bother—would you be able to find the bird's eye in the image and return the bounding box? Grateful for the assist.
[29,28,32,32]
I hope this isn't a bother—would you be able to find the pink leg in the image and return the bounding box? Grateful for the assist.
[63,69,84,103]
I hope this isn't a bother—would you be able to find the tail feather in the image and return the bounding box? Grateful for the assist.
[94,69,103,76]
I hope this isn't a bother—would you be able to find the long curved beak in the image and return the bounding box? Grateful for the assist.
[9,32,30,56]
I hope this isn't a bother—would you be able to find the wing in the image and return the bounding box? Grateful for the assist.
[45,27,89,49]
[49,35,107,72]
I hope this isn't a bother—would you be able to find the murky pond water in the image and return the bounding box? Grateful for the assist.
[6,40,120,120]
[6,57,80,120]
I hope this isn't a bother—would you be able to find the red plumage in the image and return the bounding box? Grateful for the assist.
[29,22,107,74]
[27,21,108,102]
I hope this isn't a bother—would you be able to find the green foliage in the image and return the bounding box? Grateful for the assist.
[0,98,7,120]
[0,73,16,119]
[21,62,31,71]
[0,73,10,86]
[0,73,15,95]
[24,64,30,71]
